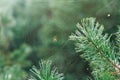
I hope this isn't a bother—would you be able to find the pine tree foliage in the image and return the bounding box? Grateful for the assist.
[29,60,64,80]
[69,17,120,79]
[115,26,120,69]
[0,0,120,80]
[116,26,120,50]
[0,65,26,80]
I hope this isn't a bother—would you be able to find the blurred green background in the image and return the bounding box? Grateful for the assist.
[0,0,120,80]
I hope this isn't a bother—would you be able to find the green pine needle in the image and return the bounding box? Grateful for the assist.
[29,60,64,80]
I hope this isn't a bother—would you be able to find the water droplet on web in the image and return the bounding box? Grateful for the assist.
[107,14,111,17]
[53,36,57,42]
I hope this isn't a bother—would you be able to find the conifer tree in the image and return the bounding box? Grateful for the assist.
[0,0,120,80]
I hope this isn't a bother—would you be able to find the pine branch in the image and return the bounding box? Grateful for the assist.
[69,17,120,79]
[29,60,64,80]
